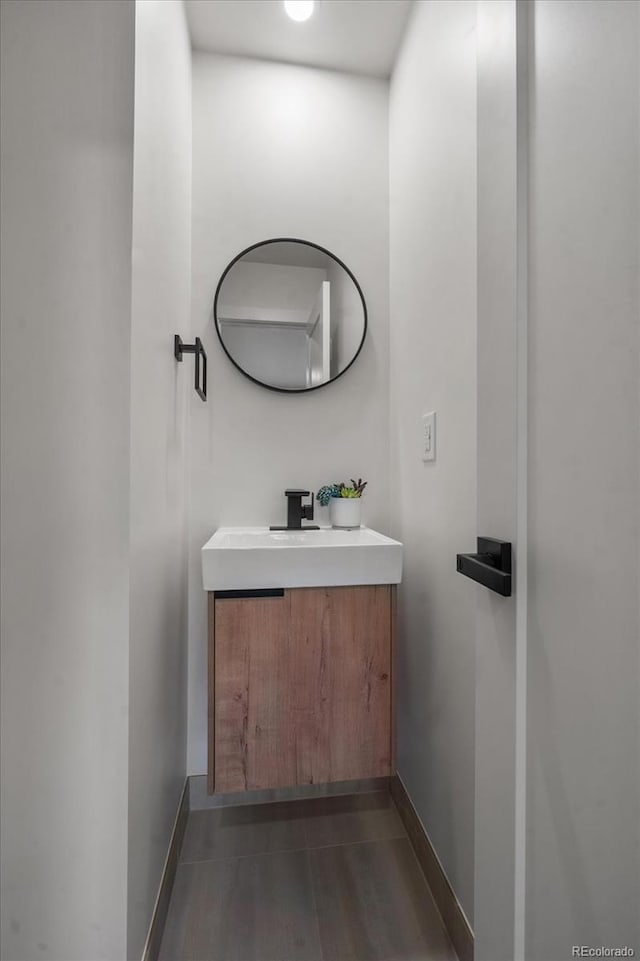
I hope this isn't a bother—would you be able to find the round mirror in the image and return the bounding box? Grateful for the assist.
[214,239,367,392]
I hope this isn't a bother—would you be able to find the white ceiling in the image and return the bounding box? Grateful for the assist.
[185,0,413,79]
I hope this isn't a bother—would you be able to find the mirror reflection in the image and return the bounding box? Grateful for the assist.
[214,240,367,392]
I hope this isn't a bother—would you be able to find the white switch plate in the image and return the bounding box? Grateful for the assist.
[422,411,436,461]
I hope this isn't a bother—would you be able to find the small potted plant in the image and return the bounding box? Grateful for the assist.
[316,478,367,529]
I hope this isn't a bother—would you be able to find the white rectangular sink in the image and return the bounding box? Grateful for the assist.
[201,527,403,591]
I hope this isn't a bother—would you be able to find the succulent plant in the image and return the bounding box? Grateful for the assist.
[316,478,368,503]
[348,478,368,497]
[316,484,342,506]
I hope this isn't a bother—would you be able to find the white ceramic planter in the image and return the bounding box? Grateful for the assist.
[330,497,362,529]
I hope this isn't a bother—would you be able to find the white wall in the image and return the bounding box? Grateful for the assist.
[128,1,191,958]
[0,2,135,958]
[526,0,640,955]
[188,54,390,773]
[221,324,310,389]
[389,0,477,923]
[219,261,327,316]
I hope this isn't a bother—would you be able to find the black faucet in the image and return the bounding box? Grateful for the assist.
[270,490,319,531]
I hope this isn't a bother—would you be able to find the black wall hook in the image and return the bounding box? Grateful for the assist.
[175,335,207,401]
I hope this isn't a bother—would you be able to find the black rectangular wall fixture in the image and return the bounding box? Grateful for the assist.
[174,334,207,401]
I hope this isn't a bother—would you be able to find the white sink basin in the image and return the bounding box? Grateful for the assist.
[201,527,403,591]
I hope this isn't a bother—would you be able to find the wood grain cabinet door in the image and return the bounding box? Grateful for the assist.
[211,585,392,794]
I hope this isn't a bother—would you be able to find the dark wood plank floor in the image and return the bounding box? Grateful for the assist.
[159,791,458,961]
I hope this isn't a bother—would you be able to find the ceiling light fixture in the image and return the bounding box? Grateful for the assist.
[284,0,315,23]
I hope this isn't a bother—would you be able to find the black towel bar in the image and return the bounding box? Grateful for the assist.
[174,334,207,401]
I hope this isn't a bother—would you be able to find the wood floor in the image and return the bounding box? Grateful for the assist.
[159,791,458,961]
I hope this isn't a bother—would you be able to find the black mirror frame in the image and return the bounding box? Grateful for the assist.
[213,238,368,394]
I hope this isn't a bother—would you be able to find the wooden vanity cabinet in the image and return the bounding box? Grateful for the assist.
[208,584,396,794]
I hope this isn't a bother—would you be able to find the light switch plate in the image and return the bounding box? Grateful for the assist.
[422,411,436,461]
